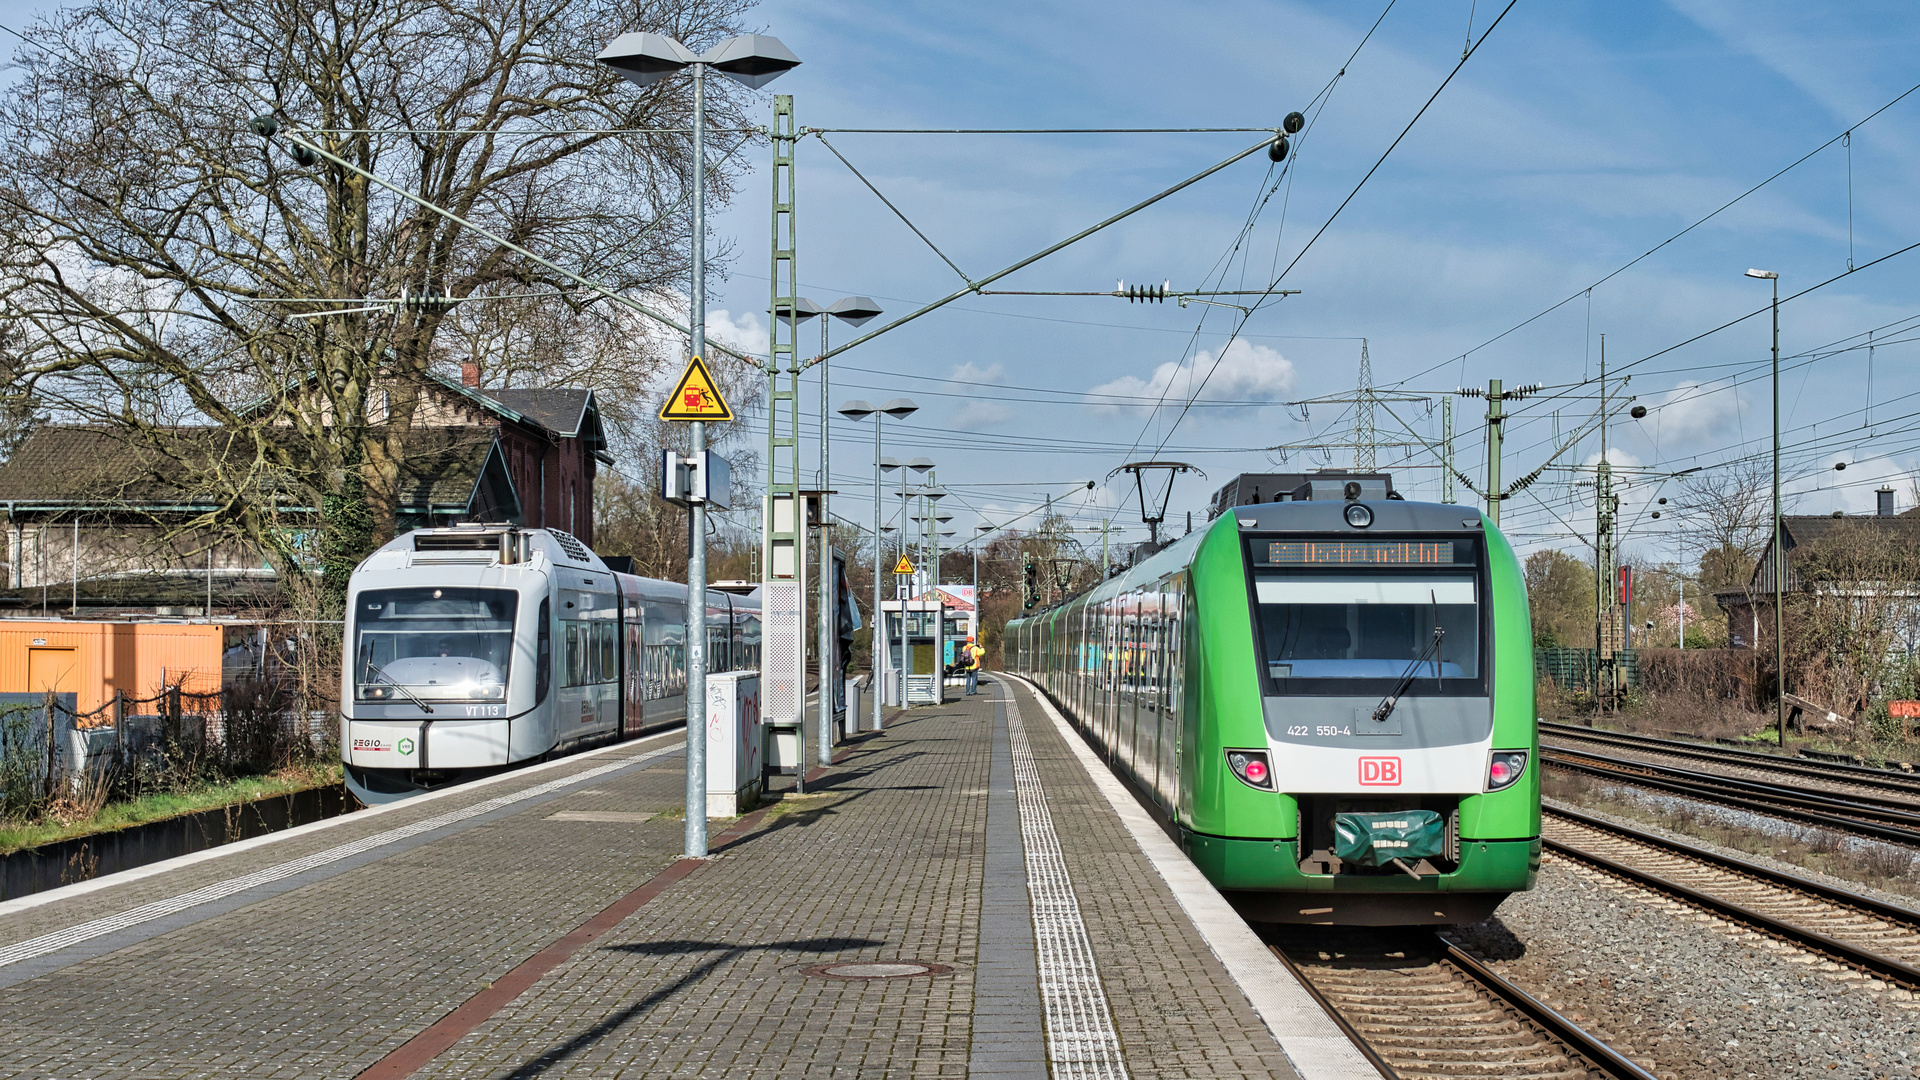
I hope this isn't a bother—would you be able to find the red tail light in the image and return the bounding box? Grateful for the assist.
[1486,750,1528,792]
[1226,749,1275,791]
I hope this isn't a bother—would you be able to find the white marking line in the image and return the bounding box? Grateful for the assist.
[1001,673,1386,1080]
[1002,689,1129,1080]
[0,742,684,970]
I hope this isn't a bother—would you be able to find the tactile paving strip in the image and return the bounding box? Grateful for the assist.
[1006,693,1130,1080]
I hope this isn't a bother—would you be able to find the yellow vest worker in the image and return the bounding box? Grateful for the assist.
[963,638,985,696]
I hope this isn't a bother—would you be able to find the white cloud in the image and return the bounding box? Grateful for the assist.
[704,308,768,358]
[1640,380,1746,446]
[1583,447,1643,469]
[1086,340,1295,415]
[952,360,1004,385]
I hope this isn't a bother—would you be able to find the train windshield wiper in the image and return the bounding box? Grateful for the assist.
[363,658,434,714]
[1371,625,1444,725]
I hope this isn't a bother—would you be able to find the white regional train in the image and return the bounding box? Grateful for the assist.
[341,524,760,805]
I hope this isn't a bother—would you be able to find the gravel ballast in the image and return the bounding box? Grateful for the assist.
[1452,855,1920,1080]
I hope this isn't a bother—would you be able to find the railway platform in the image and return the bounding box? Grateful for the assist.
[0,677,1376,1080]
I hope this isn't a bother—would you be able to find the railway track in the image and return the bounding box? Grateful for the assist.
[1542,744,1920,846]
[1267,928,1659,1080]
[1542,722,1920,805]
[1545,804,1920,988]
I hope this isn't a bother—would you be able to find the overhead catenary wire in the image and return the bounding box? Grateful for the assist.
[1144,0,1520,461]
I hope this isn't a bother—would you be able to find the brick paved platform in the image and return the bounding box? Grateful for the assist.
[0,678,1365,1080]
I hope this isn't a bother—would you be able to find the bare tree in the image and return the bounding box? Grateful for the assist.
[0,0,757,616]
[1675,459,1772,594]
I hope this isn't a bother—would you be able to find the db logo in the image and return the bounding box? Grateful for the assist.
[1359,757,1402,786]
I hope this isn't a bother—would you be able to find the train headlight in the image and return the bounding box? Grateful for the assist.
[1486,750,1529,792]
[469,683,504,700]
[1343,503,1373,528]
[1226,749,1275,791]
[363,686,390,700]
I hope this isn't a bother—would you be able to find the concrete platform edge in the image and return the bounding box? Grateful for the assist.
[999,672,1386,1080]
[0,727,686,919]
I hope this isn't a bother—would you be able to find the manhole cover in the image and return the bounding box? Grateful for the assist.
[802,960,951,980]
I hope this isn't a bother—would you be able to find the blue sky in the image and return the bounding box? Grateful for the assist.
[6,0,1920,565]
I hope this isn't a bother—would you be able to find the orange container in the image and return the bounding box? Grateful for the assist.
[0,621,224,724]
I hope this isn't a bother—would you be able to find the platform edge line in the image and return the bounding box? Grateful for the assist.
[997,672,1387,1080]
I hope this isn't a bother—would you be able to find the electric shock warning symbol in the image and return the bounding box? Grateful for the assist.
[893,555,914,574]
[659,356,733,421]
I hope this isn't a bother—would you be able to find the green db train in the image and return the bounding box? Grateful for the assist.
[1006,493,1539,925]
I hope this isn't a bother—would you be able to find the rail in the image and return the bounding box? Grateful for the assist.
[1545,804,1920,989]
[1542,746,1920,847]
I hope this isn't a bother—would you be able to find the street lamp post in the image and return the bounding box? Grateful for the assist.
[973,523,992,640]
[898,460,934,704]
[1746,268,1784,747]
[598,30,800,858]
[789,299,881,765]
[838,398,918,732]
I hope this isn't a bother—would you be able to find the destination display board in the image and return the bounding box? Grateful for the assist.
[1261,540,1462,566]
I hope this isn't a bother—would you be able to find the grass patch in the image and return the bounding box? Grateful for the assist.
[0,759,343,855]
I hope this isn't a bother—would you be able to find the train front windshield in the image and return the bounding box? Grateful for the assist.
[355,588,518,702]
[1250,538,1484,696]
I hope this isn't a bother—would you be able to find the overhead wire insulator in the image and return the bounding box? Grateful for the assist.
[1120,281,1168,303]
[401,287,460,313]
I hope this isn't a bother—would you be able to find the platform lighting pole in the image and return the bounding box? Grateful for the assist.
[838,399,918,732]
[1747,268,1785,746]
[794,301,881,763]
[901,458,933,704]
[597,30,800,858]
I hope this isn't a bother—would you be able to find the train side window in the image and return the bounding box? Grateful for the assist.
[597,620,618,684]
[536,598,551,704]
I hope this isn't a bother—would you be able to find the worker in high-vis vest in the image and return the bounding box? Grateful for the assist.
[963,636,985,696]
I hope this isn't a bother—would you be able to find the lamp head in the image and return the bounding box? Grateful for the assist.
[880,397,920,419]
[827,296,884,325]
[778,296,823,321]
[699,33,802,88]
[837,399,877,420]
[906,457,935,475]
[879,455,903,472]
[596,32,696,88]
[1744,268,1779,280]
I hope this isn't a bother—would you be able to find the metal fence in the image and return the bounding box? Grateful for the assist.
[0,684,330,803]
[1534,648,1641,693]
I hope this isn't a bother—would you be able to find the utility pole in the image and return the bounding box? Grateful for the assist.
[1355,339,1376,471]
[1594,336,1618,717]
[1457,380,1543,524]
[1101,518,1110,580]
[762,94,808,777]
[1442,396,1455,505]
[1484,379,1505,525]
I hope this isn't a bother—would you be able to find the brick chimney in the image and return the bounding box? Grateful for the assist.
[461,361,481,389]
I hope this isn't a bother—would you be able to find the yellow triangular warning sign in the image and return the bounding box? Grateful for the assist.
[893,555,914,574]
[659,356,733,421]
